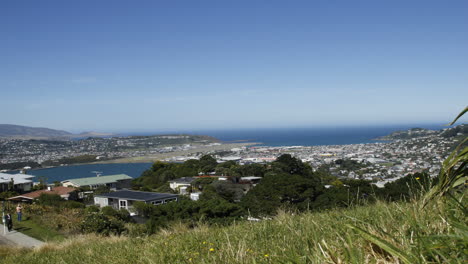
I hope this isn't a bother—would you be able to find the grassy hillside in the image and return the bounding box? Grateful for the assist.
[1,197,465,264]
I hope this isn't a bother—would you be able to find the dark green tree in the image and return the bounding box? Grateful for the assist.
[241,173,323,216]
[199,155,217,173]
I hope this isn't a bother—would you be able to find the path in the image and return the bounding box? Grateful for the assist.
[0,223,44,248]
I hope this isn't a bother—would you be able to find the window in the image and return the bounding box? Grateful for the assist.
[151,200,163,205]
[119,200,127,208]
[164,198,177,203]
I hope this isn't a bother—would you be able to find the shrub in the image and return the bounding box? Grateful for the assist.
[80,213,126,236]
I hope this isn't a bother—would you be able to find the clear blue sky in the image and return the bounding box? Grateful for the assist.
[1,0,467,133]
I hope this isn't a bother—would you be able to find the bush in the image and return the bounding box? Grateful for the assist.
[62,200,86,209]
[0,191,18,200]
[80,213,126,236]
[37,193,65,206]
[84,205,100,214]
[101,206,133,223]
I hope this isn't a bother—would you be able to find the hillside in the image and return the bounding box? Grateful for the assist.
[0,124,72,139]
[375,127,438,140]
[1,198,465,263]
[0,124,115,139]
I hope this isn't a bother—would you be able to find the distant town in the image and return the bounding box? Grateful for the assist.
[1,125,466,187]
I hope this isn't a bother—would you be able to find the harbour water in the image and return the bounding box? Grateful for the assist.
[12,163,152,184]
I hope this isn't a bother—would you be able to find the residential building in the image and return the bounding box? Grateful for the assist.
[8,186,78,202]
[168,177,195,193]
[0,172,34,192]
[61,174,132,190]
[94,190,178,211]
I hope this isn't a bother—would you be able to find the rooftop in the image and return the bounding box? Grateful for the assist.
[0,173,35,184]
[168,177,195,184]
[96,190,178,202]
[8,186,76,200]
[61,174,132,186]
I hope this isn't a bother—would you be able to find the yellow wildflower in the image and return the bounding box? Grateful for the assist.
[416,177,420,180]
[209,248,215,252]
[264,254,269,257]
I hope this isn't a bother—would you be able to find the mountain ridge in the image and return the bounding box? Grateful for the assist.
[0,124,113,139]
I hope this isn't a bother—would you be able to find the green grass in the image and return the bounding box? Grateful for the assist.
[12,217,65,243]
[1,197,466,263]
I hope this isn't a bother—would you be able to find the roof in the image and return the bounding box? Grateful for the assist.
[96,190,178,202]
[61,174,132,186]
[8,186,76,200]
[0,173,35,184]
[240,176,263,181]
[168,177,195,184]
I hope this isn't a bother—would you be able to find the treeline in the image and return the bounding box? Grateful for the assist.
[132,155,265,191]
[131,154,433,233]
[0,161,41,171]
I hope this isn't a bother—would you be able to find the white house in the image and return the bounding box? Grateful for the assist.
[168,177,195,193]
[0,172,34,192]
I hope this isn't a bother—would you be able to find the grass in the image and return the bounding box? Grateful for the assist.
[12,217,65,243]
[0,196,466,263]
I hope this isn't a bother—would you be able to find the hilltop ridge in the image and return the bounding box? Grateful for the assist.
[0,124,114,139]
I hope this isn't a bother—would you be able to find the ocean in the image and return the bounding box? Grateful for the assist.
[182,124,446,147]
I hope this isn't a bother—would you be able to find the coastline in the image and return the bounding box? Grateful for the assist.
[95,142,260,163]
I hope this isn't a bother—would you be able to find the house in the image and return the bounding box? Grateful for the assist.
[8,186,78,202]
[61,174,132,190]
[239,176,262,186]
[168,177,195,193]
[0,172,35,192]
[94,190,178,211]
[190,192,201,201]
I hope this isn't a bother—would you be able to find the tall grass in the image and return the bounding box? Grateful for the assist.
[1,195,466,263]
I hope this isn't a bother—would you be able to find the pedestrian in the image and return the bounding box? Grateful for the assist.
[5,213,13,231]
[16,204,23,222]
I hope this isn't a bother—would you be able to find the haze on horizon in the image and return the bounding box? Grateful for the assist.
[1,1,467,133]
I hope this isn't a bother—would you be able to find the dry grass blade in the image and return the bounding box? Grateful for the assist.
[346,224,418,264]
[448,106,468,125]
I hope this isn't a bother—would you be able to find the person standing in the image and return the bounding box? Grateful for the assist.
[5,213,13,232]
[16,204,22,222]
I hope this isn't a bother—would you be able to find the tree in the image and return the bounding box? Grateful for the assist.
[199,155,217,173]
[8,178,14,191]
[380,172,432,201]
[241,173,323,216]
[271,154,312,176]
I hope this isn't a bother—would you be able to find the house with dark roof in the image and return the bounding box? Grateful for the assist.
[94,190,178,211]
[8,186,78,202]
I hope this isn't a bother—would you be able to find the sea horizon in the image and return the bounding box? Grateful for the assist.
[115,123,448,147]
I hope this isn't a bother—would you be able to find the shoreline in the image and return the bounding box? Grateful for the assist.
[94,142,261,164]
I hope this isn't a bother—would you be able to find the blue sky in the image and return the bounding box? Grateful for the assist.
[1,0,467,133]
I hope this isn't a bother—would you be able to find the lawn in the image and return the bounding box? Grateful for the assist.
[1,196,466,264]
[13,217,65,243]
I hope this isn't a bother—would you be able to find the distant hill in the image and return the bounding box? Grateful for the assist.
[0,124,72,139]
[375,125,467,141]
[375,127,438,140]
[0,124,114,139]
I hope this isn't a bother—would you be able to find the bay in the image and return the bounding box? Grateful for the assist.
[10,163,152,184]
